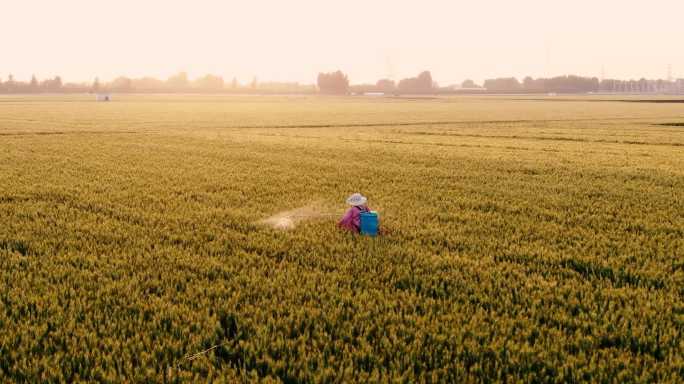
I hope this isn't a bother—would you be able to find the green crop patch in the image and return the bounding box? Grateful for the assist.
[0,239,30,256]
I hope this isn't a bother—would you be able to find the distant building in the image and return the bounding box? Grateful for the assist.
[95,93,111,101]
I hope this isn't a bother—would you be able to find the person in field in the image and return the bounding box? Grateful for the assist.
[338,193,370,233]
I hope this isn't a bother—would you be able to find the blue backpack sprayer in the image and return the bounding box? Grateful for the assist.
[360,211,379,236]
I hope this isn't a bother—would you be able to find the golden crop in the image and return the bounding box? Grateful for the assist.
[1,95,683,382]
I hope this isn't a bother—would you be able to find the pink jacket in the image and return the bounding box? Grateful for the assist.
[338,205,370,233]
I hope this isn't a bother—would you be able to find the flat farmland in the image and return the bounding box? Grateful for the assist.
[1,95,683,382]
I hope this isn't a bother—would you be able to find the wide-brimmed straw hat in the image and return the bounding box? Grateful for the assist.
[346,193,367,206]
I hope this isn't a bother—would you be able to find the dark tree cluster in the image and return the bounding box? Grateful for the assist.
[461,79,480,89]
[317,71,350,94]
[0,75,67,93]
[346,71,437,95]
[483,77,522,91]
[397,71,434,94]
[520,75,599,93]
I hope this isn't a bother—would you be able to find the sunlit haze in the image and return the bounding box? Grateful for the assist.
[3,0,683,84]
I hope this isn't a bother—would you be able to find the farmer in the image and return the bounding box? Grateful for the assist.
[338,193,370,233]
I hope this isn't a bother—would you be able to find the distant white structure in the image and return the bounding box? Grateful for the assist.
[363,92,385,96]
[95,93,111,102]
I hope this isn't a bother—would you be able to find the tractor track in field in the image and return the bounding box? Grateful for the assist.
[240,131,684,148]
[216,115,684,130]
[0,130,144,137]
[399,131,684,146]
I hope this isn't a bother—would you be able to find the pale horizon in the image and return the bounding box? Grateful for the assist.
[2,0,683,85]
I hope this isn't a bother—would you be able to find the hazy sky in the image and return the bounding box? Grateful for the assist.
[2,0,683,85]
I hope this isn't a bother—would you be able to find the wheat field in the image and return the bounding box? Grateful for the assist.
[1,94,683,382]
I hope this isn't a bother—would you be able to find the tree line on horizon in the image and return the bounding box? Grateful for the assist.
[1,71,683,95]
[0,73,315,95]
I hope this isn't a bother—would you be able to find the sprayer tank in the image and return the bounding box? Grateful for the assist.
[360,211,379,236]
